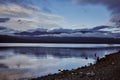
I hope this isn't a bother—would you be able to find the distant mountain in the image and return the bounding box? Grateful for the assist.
[14,28,75,36]
[0,25,120,43]
[0,34,120,43]
[13,27,118,38]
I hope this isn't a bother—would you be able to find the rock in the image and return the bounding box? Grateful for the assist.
[88,63,93,66]
[86,71,95,77]
[85,56,88,59]
[79,72,83,74]
[112,62,115,65]
[71,72,74,75]
[58,69,62,72]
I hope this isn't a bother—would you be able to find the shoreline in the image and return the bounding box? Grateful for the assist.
[32,51,120,80]
[0,43,120,48]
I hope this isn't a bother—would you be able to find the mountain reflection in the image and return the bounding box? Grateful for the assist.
[8,47,120,59]
[0,47,120,77]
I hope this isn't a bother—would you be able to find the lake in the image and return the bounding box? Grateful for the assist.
[0,43,120,79]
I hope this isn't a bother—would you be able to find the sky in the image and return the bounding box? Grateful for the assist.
[0,0,119,31]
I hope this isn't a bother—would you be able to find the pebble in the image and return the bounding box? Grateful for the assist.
[86,71,95,77]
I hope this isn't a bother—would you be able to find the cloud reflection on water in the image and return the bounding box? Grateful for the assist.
[0,47,120,77]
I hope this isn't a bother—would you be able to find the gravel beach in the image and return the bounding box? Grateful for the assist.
[32,51,120,80]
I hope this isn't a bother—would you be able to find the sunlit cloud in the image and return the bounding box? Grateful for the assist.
[0,17,62,31]
[0,3,64,31]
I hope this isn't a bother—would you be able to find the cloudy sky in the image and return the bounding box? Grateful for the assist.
[0,0,120,31]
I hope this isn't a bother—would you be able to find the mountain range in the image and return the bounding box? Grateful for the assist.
[0,25,120,43]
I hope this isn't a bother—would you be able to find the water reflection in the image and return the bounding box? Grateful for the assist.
[0,47,120,77]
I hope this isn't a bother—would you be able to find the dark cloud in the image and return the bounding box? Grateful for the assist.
[110,14,120,25]
[0,0,52,13]
[0,0,34,12]
[91,26,111,30]
[0,0,33,5]
[0,63,9,68]
[0,18,10,23]
[74,0,120,24]
[75,0,120,13]
[0,26,7,30]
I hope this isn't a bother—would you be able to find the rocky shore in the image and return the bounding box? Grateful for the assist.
[32,51,120,80]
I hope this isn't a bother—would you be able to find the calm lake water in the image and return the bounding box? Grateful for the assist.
[0,43,120,78]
